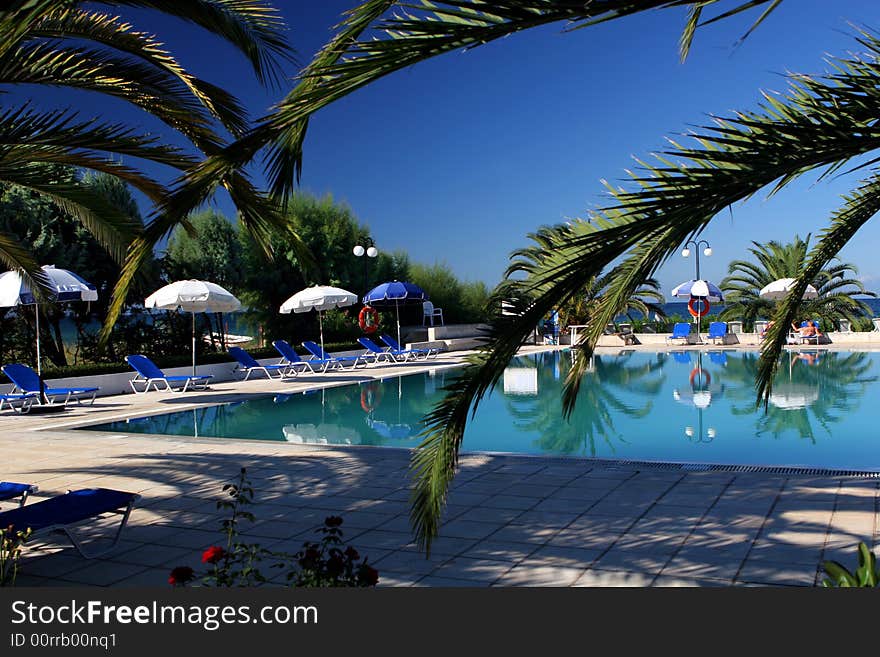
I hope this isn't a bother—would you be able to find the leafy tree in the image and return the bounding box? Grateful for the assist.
[720,236,874,330]
[409,262,487,325]
[238,193,372,342]
[164,211,244,290]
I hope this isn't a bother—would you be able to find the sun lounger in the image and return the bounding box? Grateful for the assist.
[125,354,212,393]
[0,392,39,414]
[380,334,440,359]
[0,482,37,507]
[707,321,727,344]
[271,340,326,374]
[1,363,98,406]
[228,346,294,380]
[357,337,398,363]
[0,488,139,558]
[665,322,691,345]
[302,341,369,370]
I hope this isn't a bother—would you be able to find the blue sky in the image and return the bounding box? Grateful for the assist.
[14,1,880,297]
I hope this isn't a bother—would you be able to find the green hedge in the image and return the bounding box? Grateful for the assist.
[0,342,361,382]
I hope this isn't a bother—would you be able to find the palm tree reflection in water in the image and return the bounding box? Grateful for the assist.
[503,350,666,457]
[725,350,876,442]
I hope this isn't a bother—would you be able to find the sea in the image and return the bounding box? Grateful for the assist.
[657,298,880,320]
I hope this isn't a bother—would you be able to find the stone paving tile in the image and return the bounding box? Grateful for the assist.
[512,509,583,529]
[527,545,602,568]
[417,576,491,587]
[651,575,733,587]
[20,552,89,579]
[573,568,654,587]
[464,540,536,563]
[114,568,171,587]
[480,495,540,511]
[59,561,151,587]
[114,543,193,568]
[439,519,505,541]
[371,549,448,576]
[660,552,744,580]
[487,523,561,545]
[736,560,820,587]
[375,572,421,587]
[428,556,515,583]
[493,564,584,587]
[341,529,413,551]
[453,507,522,524]
[747,541,826,566]
[591,548,669,575]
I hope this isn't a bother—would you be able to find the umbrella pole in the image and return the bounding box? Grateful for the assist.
[396,299,401,349]
[318,310,325,355]
[35,304,41,375]
[192,312,196,377]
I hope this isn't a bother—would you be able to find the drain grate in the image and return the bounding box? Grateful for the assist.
[584,458,880,478]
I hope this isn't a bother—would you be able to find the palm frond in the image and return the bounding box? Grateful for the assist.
[230,0,782,196]
[29,8,250,136]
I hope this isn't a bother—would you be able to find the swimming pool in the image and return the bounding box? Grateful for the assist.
[82,349,880,471]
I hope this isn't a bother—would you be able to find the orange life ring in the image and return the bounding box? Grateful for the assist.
[689,368,711,389]
[688,297,710,317]
[358,305,379,333]
[360,382,382,413]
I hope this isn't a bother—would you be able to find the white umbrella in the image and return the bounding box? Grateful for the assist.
[145,280,241,375]
[769,383,819,410]
[279,285,358,354]
[0,265,98,374]
[759,278,819,301]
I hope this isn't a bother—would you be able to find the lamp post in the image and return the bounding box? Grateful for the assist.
[353,238,378,297]
[683,353,716,442]
[682,239,712,338]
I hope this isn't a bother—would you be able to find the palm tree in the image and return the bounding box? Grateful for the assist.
[0,1,305,324]
[720,236,874,330]
[559,250,665,328]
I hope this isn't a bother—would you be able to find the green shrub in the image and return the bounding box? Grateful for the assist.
[821,542,880,587]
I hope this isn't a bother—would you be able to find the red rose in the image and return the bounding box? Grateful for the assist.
[324,516,343,528]
[202,546,226,564]
[168,566,195,586]
[360,565,379,586]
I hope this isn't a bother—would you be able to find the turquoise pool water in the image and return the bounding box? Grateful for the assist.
[82,349,880,470]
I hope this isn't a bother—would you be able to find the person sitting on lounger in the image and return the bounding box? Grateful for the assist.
[759,320,774,340]
[791,320,821,338]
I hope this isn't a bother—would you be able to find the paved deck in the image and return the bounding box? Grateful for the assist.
[2,345,878,587]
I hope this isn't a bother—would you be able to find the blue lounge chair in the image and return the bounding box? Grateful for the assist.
[665,323,692,345]
[357,337,398,363]
[0,482,37,507]
[0,488,139,558]
[379,334,440,359]
[707,321,727,344]
[1,363,98,406]
[228,346,294,380]
[272,340,329,374]
[0,392,39,414]
[302,341,369,370]
[708,351,728,366]
[125,354,212,393]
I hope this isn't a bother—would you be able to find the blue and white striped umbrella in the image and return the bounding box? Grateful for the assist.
[0,265,98,374]
[671,279,724,302]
